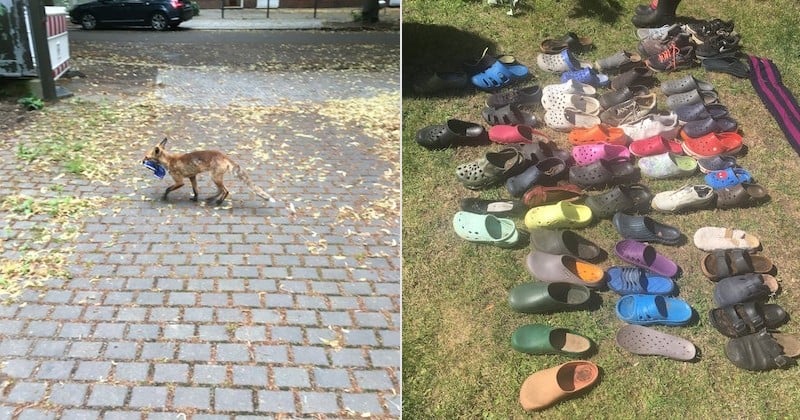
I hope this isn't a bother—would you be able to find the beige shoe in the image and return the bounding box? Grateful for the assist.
[692,226,761,251]
[519,361,599,411]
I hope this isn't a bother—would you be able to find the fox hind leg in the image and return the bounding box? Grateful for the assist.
[209,172,229,205]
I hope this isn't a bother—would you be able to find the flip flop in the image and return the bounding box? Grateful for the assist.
[615,294,693,326]
[692,226,761,251]
[616,324,696,360]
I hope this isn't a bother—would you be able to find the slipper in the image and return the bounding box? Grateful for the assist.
[524,200,593,230]
[614,239,679,277]
[703,57,750,79]
[455,147,529,190]
[606,266,675,296]
[486,85,542,108]
[629,135,684,157]
[568,159,638,189]
[482,104,537,126]
[704,167,753,189]
[511,324,592,356]
[413,72,468,95]
[523,184,584,208]
[519,361,599,411]
[616,324,696,360]
[529,229,602,261]
[693,226,761,251]
[508,282,591,314]
[638,152,697,179]
[571,143,631,166]
[681,131,743,159]
[568,124,627,146]
[488,124,545,144]
[709,302,789,338]
[525,251,606,288]
[584,184,653,219]
[700,249,774,281]
[713,273,779,307]
[612,213,682,245]
[715,183,769,209]
[143,160,167,179]
[537,49,585,73]
[615,294,693,326]
[651,185,716,213]
[452,211,520,247]
[561,67,610,88]
[725,330,799,371]
[415,119,488,150]
[540,32,593,54]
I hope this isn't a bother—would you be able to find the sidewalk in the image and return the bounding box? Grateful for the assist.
[181,6,400,30]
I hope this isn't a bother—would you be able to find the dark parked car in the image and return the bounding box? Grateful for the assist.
[69,0,193,31]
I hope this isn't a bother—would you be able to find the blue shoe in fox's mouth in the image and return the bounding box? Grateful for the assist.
[143,159,166,179]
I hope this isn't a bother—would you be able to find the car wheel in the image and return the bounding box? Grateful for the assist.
[150,12,168,31]
[81,13,97,30]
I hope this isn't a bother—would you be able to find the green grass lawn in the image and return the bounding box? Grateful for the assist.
[402,0,800,418]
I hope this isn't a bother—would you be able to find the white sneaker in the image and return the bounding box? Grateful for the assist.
[620,113,680,142]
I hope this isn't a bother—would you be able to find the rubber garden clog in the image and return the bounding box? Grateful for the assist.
[471,55,530,91]
[508,281,591,314]
[560,67,610,88]
[712,273,779,307]
[537,49,585,73]
[452,211,520,247]
[459,198,526,218]
[524,200,593,229]
[416,119,488,150]
[704,167,752,189]
[629,135,683,157]
[615,294,693,326]
[525,251,606,288]
[568,124,627,146]
[529,229,602,261]
[715,183,769,209]
[455,147,529,190]
[614,239,679,277]
[486,85,542,108]
[571,143,631,166]
[488,124,544,144]
[681,131,743,158]
[638,152,697,179]
[568,159,638,189]
[522,184,584,208]
[606,266,675,295]
[519,361,599,411]
[505,158,567,197]
[612,212,682,245]
[511,324,592,355]
[584,184,653,219]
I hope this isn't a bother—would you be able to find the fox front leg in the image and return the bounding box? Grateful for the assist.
[189,176,199,202]
[163,174,184,201]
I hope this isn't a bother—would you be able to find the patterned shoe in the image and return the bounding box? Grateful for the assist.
[645,44,696,73]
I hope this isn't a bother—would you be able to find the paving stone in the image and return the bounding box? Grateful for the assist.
[256,390,295,413]
[153,363,189,383]
[216,308,246,322]
[298,392,339,414]
[292,346,329,366]
[310,282,340,295]
[354,312,389,328]
[231,293,261,307]
[104,291,135,304]
[36,361,75,380]
[251,309,281,323]
[285,310,318,325]
[216,343,251,362]
[114,362,150,382]
[17,304,51,319]
[330,349,367,367]
[214,389,253,412]
[201,292,229,307]
[61,410,100,420]
[16,409,55,420]
[329,296,359,310]
[67,342,103,359]
[163,324,196,339]
[104,341,138,360]
[270,326,303,344]
[178,343,211,361]
[320,311,353,327]
[141,342,176,360]
[253,345,288,363]
[234,326,266,341]
[128,324,160,340]
[50,306,83,320]
[193,364,227,384]
[137,292,166,305]
[168,292,197,305]
[1,358,37,378]
[102,411,141,420]
[73,361,113,381]
[31,340,68,357]
[7,382,47,403]
[185,307,214,322]
[0,320,24,336]
[93,323,125,339]
[265,294,294,308]
[219,279,246,291]
[129,386,168,408]
[148,307,181,322]
[344,329,378,346]
[342,393,383,415]
[48,383,88,406]
[42,290,72,303]
[273,367,310,388]
[247,279,277,292]
[314,368,352,388]
[370,349,400,367]
[232,365,268,386]
[199,325,230,342]
[354,370,394,390]
[173,387,211,410]
[117,308,148,322]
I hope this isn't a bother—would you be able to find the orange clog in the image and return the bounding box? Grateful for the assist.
[519,361,600,411]
[681,132,743,158]
[568,123,627,146]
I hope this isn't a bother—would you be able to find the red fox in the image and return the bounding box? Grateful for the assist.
[143,137,276,205]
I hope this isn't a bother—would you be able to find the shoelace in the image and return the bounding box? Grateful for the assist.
[656,43,681,71]
[620,267,645,292]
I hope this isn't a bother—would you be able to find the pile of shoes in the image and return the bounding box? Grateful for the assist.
[694,227,800,371]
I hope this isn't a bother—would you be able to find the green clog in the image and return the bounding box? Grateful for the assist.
[508,282,591,314]
[452,211,520,247]
[511,324,592,355]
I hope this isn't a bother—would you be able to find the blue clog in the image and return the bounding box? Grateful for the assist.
[606,266,675,296]
[143,160,166,179]
[615,294,692,326]
[471,57,529,91]
[704,167,752,189]
[560,67,610,88]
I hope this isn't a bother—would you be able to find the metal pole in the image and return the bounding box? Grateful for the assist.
[313,0,317,18]
[27,0,56,101]
[220,0,224,18]
[266,0,269,18]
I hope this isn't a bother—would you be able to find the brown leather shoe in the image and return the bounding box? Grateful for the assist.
[522,184,584,207]
[519,361,599,411]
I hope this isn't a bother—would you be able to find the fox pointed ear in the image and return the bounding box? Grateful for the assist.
[159,137,168,147]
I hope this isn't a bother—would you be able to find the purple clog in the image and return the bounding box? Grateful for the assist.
[614,239,679,277]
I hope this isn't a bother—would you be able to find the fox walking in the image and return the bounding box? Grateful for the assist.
[143,138,276,205]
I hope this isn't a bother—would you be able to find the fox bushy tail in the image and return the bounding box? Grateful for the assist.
[232,164,276,203]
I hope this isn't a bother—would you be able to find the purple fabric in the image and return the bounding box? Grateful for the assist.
[748,55,800,156]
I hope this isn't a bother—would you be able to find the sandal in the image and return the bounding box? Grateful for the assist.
[606,266,676,296]
[700,249,774,281]
[715,183,769,209]
[725,330,800,371]
[713,273,779,307]
[615,294,693,326]
[482,104,537,126]
[709,302,789,338]
[614,239,679,277]
[455,147,529,190]
[693,226,761,251]
[584,184,653,219]
[415,119,488,150]
[540,32,593,54]
[568,159,638,189]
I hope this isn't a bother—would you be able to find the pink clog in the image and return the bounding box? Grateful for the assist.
[571,143,631,166]
[488,125,550,144]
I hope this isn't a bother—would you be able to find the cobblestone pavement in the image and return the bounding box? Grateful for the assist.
[0,32,400,418]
